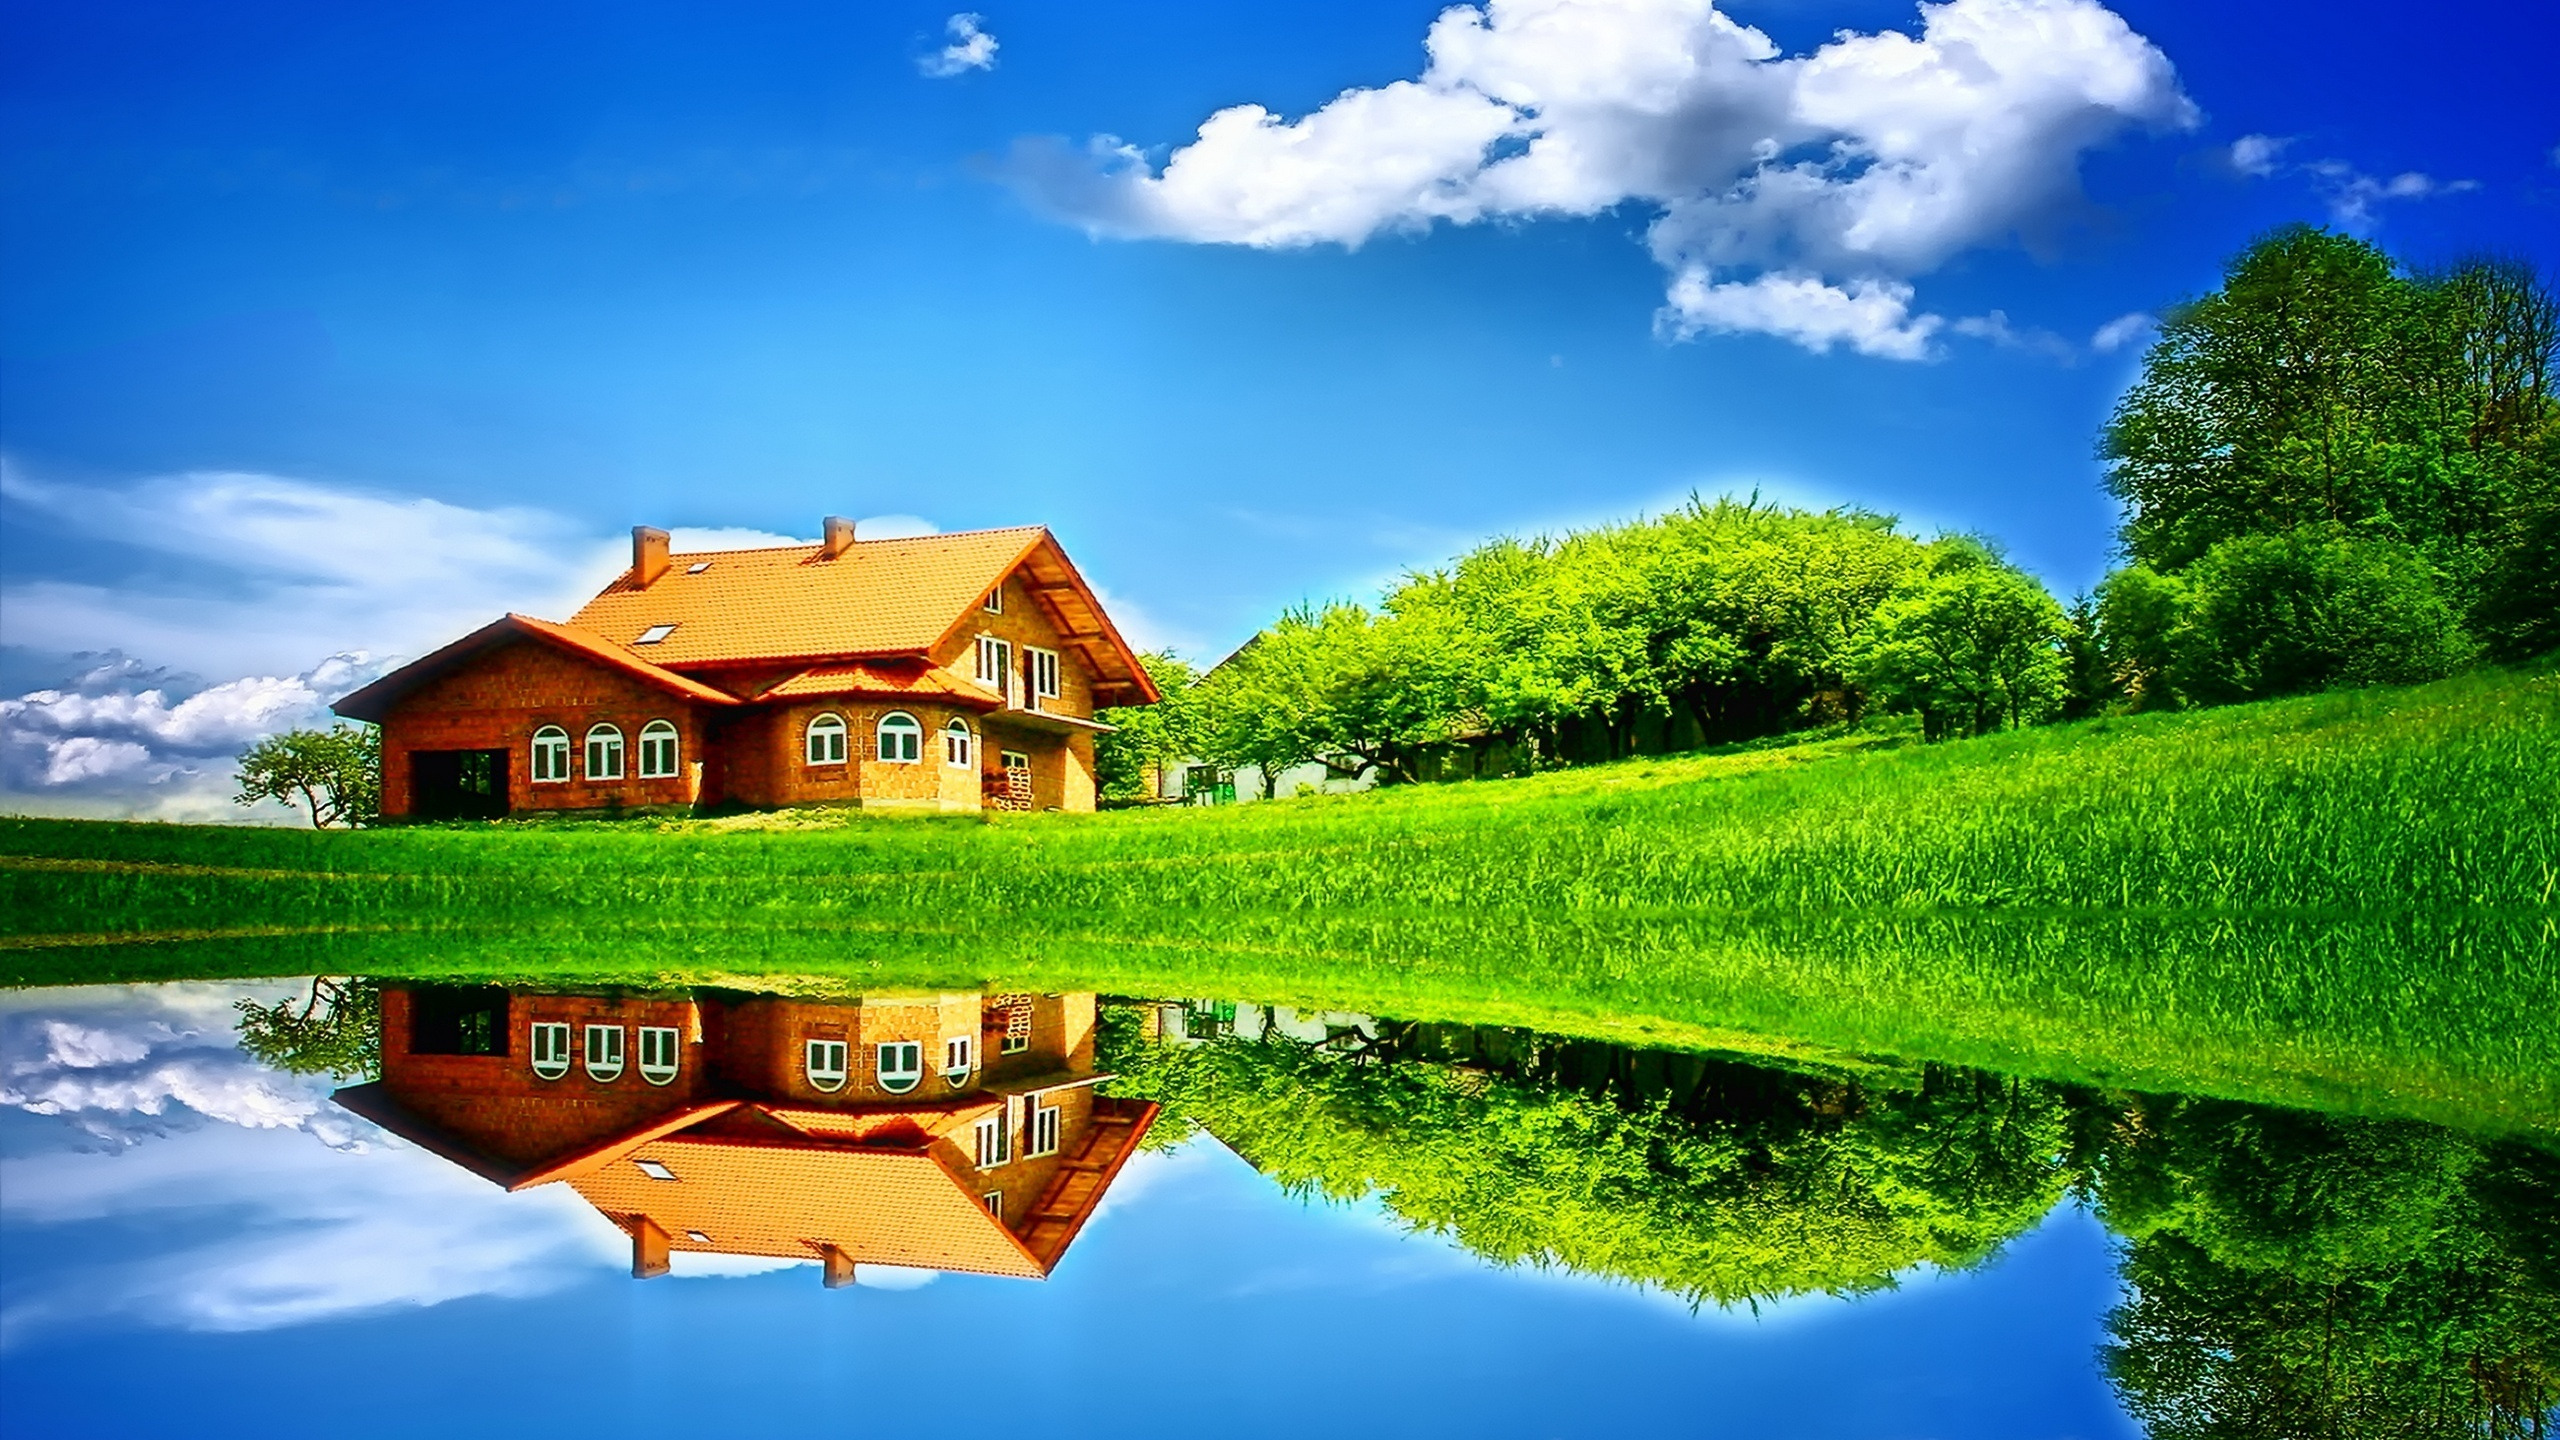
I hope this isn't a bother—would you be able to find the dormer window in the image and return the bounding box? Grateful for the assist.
[634,624,677,645]
[877,1041,923,1094]
[806,1039,849,1092]
[943,1035,974,1085]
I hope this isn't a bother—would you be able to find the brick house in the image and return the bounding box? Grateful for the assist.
[335,985,1158,1283]
[333,518,1159,818]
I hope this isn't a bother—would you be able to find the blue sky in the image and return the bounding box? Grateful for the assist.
[0,982,2138,1439]
[2,0,2556,816]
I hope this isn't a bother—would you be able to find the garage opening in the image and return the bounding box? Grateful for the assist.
[410,748,509,820]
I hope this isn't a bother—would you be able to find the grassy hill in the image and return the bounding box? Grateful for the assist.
[4,663,2556,1134]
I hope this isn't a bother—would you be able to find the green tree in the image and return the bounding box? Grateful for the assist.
[235,977,382,1079]
[1852,543,2070,740]
[234,724,381,827]
[1093,651,1207,800]
[2169,529,2474,705]
[2092,564,2191,709]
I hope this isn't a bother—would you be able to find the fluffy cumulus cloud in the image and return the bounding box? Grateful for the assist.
[919,12,998,77]
[2226,133,2475,231]
[0,983,625,1344]
[1010,0,2196,358]
[0,462,936,820]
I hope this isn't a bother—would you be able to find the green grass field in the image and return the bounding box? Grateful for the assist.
[5,663,2556,1134]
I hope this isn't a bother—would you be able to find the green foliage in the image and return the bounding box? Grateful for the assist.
[1103,1020,2071,1306]
[1850,541,2070,740]
[1093,652,1207,800]
[2170,529,2475,705]
[7,663,2557,1131]
[2093,565,2190,710]
[2097,1095,2560,1435]
[234,976,381,1078]
[234,724,381,828]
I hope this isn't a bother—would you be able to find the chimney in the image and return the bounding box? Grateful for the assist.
[818,1244,857,1289]
[820,515,856,559]
[626,1215,671,1280]
[632,526,671,587]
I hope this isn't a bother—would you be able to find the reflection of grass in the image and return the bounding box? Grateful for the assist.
[4,664,2556,1133]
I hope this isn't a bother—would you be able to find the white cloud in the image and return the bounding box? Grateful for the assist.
[0,983,625,1344]
[1011,0,2195,358]
[919,13,998,78]
[2089,310,2152,353]
[1949,308,2076,360]
[2223,138,2473,232]
[2229,132,2289,177]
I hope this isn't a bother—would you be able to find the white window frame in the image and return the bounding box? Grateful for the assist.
[1029,1101,1062,1158]
[530,726,571,784]
[942,718,974,769]
[529,1022,571,1079]
[943,1035,974,1084]
[634,623,677,645]
[1026,647,1061,708]
[982,1190,1004,1218]
[983,586,1003,614]
[975,636,1014,703]
[876,1040,923,1094]
[584,724,625,781]
[805,1038,849,1092]
[635,1158,677,1181]
[637,720,680,779]
[584,1023,626,1082]
[876,712,922,764]
[805,713,848,766]
[974,1114,1012,1168]
[637,1025,680,1085]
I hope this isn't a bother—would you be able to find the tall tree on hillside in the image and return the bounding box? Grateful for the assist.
[1852,542,2070,740]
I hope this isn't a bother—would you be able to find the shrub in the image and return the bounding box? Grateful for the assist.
[2171,530,2474,705]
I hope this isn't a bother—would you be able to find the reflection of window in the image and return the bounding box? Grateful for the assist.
[1029,1102,1062,1157]
[981,1191,1004,1218]
[635,1158,676,1181]
[584,1024,626,1081]
[974,1115,1011,1168]
[806,713,848,765]
[943,719,974,768]
[530,1022,571,1079]
[877,712,921,763]
[877,1041,923,1093]
[530,727,571,783]
[637,721,680,779]
[638,1026,680,1084]
[585,725,625,780]
[409,986,510,1056]
[806,1039,849,1092]
[1027,647,1060,706]
[944,1035,974,1083]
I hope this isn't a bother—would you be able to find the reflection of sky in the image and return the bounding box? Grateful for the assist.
[0,984,2138,1439]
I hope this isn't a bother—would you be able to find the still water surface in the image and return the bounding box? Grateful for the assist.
[0,980,2551,1439]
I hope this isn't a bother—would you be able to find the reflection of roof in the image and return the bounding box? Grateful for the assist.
[333,614,745,724]
[335,1082,1159,1281]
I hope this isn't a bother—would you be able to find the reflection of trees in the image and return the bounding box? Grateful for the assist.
[2093,1096,2560,1437]
[1100,1010,2074,1306]
[235,977,381,1079]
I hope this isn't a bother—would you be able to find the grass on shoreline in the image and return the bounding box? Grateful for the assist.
[4,663,2556,1135]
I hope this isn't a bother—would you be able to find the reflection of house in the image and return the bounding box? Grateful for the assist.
[1145,1000,1380,1048]
[333,520,1158,819]
[336,985,1157,1283]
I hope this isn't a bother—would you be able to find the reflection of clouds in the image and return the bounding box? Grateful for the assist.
[0,981,626,1345]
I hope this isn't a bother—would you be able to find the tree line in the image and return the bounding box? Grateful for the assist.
[1097,226,2558,797]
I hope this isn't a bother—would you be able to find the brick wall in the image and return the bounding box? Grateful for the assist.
[380,640,708,817]
[379,988,712,1168]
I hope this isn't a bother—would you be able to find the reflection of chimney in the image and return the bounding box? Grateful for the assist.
[820,515,856,559]
[626,1215,671,1279]
[633,526,671,586]
[818,1243,857,1289]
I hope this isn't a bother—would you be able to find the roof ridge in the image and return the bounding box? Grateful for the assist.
[664,524,1047,559]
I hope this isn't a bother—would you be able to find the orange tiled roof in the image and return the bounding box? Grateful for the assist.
[568,528,1045,668]
[753,661,1003,707]
[332,613,744,724]
[570,1137,1047,1279]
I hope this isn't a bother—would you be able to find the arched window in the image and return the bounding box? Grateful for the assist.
[584,1023,626,1082]
[877,1041,923,1094]
[637,720,680,779]
[805,713,848,765]
[637,1026,680,1085]
[530,726,571,784]
[942,718,974,768]
[584,724,625,781]
[877,712,922,764]
[805,1039,848,1092]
